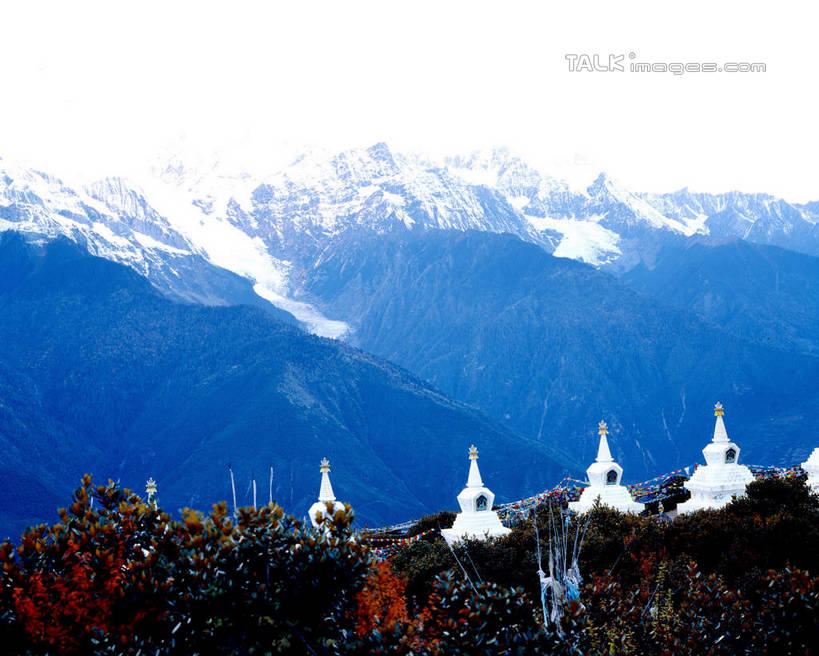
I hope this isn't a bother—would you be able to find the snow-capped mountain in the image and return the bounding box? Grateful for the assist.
[444,149,819,268]
[220,143,549,261]
[143,143,819,275]
[3,145,819,340]
[640,188,819,255]
[0,157,345,336]
[92,170,350,338]
[0,161,216,304]
[444,150,694,266]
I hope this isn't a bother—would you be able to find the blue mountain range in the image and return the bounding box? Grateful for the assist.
[1,144,818,536]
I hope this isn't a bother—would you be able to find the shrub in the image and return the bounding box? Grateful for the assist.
[1,475,371,655]
[2,475,817,654]
[387,478,819,655]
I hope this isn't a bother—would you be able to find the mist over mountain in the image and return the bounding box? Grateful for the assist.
[0,233,569,537]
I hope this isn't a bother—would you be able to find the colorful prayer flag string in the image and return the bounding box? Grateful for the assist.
[360,461,809,559]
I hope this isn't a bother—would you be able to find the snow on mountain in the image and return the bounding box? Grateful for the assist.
[587,174,700,236]
[228,143,548,259]
[0,160,187,275]
[444,148,819,263]
[526,214,621,264]
[3,144,819,338]
[0,157,347,336]
[445,151,636,265]
[138,156,349,337]
[641,188,819,256]
[797,201,819,223]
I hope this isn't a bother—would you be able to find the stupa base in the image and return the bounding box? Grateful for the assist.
[677,465,753,514]
[441,511,510,544]
[568,486,644,514]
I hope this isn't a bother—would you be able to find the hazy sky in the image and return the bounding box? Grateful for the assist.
[1,1,816,200]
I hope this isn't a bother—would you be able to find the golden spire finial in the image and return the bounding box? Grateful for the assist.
[145,477,157,496]
[468,444,479,460]
[319,457,331,473]
[598,420,608,436]
[714,402,724,417]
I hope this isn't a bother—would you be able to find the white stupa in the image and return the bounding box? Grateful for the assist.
[145,477,158,508]
[677,402,754,514]
[801,448,819,491]
[569,421,644,514]
[308,458,343,528]
[441,445,511,544]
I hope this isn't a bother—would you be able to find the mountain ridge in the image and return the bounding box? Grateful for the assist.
[0,232,571,536]
[623,238,819,356]
[4,145,819,339]
[302,229,819,479]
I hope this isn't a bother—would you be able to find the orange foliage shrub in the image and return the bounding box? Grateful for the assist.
[13,552,123,654]
[353,561,409,636]
[6,476,163,654]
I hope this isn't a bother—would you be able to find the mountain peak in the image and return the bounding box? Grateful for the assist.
[5,145,819,324]
[365,141,395,162]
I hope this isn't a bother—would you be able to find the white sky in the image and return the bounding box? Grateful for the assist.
[0,1,817,201]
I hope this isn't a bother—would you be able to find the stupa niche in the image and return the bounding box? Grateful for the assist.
[568,421,644,514]
[441,445,511,544]
[677,402,754,514]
